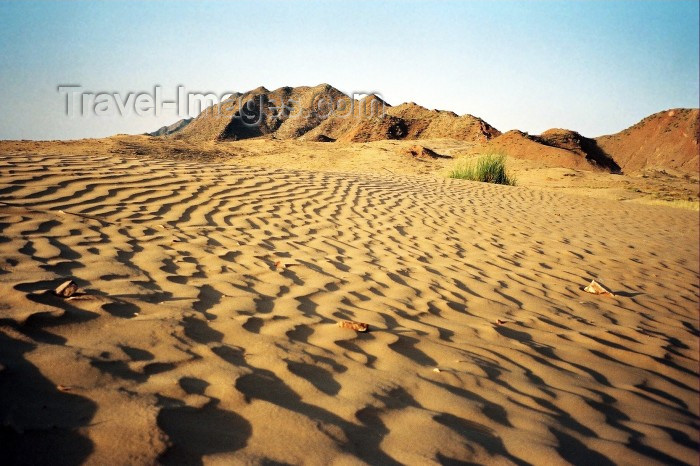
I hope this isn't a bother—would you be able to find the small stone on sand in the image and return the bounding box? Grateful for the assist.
[54,280,79,298]
[338,320,369,332]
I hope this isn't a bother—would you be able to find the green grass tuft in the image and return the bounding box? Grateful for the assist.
[449,152,516,186]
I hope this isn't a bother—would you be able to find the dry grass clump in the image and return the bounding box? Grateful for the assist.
[449,152,516,186]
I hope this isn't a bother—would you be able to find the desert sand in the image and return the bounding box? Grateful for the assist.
[0,147,698,465]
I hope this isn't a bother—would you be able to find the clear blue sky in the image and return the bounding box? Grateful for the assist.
[0,0,698,139]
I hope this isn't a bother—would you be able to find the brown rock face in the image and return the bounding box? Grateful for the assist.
[169,85,499,145]
[595,108,699,174]
[177,84,350,142]
[476,130,616,172]
[537,129,620,172]
[151,84,698,175]
[147,118,192,137]
[386,102,500,142]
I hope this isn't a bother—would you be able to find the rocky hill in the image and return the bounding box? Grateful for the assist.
[151,84,698,174]
[170,84,499,145]
[147,118,192,136]
[595,108,699,174]
[475,130,603,171]
[175,84,349,142]
[537,129,620,172]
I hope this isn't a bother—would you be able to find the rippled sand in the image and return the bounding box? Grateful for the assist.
[1,153,698,465]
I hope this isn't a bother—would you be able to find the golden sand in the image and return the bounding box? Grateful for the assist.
[0,152,698,464]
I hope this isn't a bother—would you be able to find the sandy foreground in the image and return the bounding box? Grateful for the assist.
[0,152,698,465]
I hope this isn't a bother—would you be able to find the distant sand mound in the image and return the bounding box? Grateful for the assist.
[468,129,621,172]
[273,84,352,140]
[305,100,499,144]
[538,129,620,172]
[301,94,392,142]
[170,85,499,145]
[477,130,612,171]
[177,84,349,142]
[308,134,335,142]
[151,85,698,175]
[147,118,192,137]
[386,102,500,141]
[335,115,408,143]
[596,108,699,174]
[401,144,449,159]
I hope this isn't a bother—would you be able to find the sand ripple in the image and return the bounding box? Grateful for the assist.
[0,153,698,464]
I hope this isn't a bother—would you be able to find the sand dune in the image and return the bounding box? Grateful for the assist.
[0,152,698,465]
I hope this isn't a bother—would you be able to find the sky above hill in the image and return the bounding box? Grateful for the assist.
[0,0,698,140]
